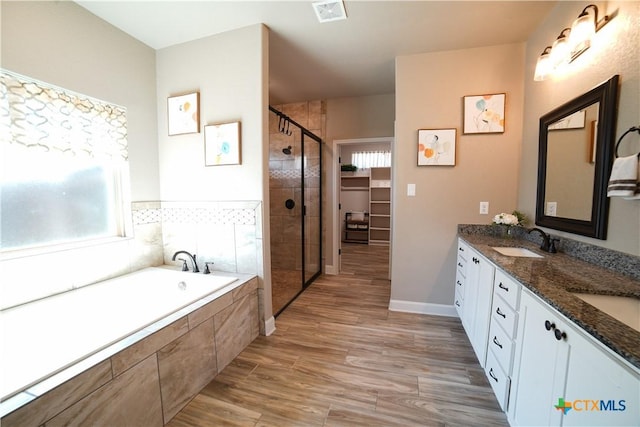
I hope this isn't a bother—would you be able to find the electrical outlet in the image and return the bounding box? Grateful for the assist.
[479,201,489,215]
[546,201,557,216]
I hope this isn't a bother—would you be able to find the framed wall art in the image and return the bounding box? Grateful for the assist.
[463,93,505,134]
[204,121,241,166]
[417,128,456,166]
[167,92,199,135]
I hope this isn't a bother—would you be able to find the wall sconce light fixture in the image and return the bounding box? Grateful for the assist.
[534,4,612,81]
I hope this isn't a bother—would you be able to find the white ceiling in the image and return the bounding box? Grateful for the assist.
[76,1,557,104]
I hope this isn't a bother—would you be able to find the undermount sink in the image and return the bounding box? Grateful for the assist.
[573,293,640,332]
[491,247,544,258]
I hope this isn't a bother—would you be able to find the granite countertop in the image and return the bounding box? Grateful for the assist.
[458,232,640,370]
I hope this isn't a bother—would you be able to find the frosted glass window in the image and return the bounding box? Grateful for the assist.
[351,151,391,169]
[0,69,129,251]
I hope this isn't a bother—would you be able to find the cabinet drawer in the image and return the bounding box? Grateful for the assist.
[491,294,518,338]
[485,350,510,411]
[488,320,514,373]
[457,240,469,260]
[494,269,520,309]
[455,270,465,294]
[456,256,467,276]
[454,293,463,318]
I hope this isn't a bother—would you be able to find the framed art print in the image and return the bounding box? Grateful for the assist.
[204,121,241,166]
[463,93,505,134]
[167,92,199,135]
[418,128,456,166]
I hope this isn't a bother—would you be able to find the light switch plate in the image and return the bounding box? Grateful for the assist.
[546,202,557,216]
[407,183,416,196]
[479,201,489,214]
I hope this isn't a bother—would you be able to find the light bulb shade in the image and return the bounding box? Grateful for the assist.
[570,13,596,59]
[550,34,571,69]
[534,52,552,81]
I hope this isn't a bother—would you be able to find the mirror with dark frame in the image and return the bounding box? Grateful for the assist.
[536,75,619,239]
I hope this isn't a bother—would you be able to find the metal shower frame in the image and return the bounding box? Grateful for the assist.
[269,105,323,315]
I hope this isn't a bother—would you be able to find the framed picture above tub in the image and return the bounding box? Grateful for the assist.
[463,93,505,134]
[167,91,200,135]
[417,128,456,166]
[204,121,242,166]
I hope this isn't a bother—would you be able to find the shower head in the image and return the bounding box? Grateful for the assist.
[282,146,292,155]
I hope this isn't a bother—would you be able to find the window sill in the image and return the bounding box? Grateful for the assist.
[0,236,133,262]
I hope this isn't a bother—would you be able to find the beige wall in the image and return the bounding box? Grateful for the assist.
[519,1,640,256]
[324,94,395,271]
[0,1,163,305]
[1,1,159,201]
[157,25,268,202]
[156,24,273,320]
[393,43,526,309]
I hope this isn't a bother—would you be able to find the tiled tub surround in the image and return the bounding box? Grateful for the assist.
[457,225,640,370]
[0,200,262,311]
[0,269,259,426]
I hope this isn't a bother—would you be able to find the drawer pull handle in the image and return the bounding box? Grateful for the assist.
[455,300,461,307]
[496,307,506,319]
[498,282,509,292]
[489,368,499,383]
[459,247,464,252]
[554,329,567,341]
[493,336,503,349]
[457,280,462,286]
[458,262,463,268]
[545,320,556,331]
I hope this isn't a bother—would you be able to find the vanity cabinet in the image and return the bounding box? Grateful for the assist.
[509,289,640,426]
[456,238,495,367]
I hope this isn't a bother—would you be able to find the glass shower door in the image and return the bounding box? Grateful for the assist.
[302,132,321,285]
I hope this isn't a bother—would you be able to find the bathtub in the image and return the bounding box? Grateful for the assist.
[0,267,239,404]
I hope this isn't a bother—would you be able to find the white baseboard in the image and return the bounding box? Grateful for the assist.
[264,316,276,336]
[324,264,338,275]
[388,299,458,317]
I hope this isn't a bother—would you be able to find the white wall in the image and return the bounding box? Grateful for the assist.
[518,1,640,256]
[393,43,526,311]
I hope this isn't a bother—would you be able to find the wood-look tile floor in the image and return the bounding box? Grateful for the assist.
[168,249,508,426]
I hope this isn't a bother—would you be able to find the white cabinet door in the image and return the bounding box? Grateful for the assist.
[510,290,568,426]
[470,253,495,367]
[511,290,640,427]
[562,324,640,426]
[460,244,495,368]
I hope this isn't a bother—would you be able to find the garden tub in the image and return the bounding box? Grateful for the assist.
[0,267,239,405]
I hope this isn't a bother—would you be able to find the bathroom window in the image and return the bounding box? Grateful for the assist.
[0,69,131,252]
[351,150,391,169]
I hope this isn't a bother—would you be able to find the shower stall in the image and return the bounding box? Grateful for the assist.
[268,105,323,316]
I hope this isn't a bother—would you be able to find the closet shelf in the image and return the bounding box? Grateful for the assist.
[341,186,369,191]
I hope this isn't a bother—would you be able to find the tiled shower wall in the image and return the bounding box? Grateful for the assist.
[269,101,325,274]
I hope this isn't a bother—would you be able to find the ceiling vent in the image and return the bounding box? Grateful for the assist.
[312,0,347,23]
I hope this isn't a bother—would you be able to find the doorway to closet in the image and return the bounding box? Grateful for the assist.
[335,137,393,280]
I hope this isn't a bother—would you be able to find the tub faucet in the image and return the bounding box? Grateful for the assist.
[528,228,557,253]
[171,251,200,273]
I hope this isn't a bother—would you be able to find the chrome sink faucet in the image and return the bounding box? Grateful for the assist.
[528,228,557,253]
[171,251,200,272]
